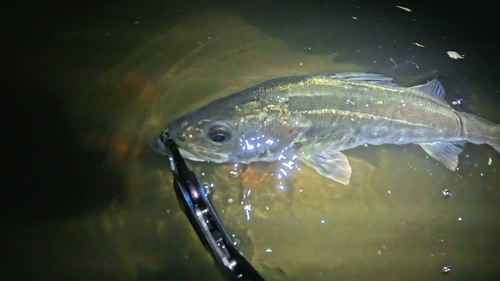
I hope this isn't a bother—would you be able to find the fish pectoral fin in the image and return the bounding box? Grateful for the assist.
[418,142,463,170]
[453,140,467,148]
[300,150,352,185]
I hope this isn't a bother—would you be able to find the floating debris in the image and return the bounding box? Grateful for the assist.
[229,170,239,178]
[244,204,252,220]
[447,51,465,59]
[413,42,425,48]
[395,5,412,12]
[442,265,452,274]
[457,216,463,222]
[488,157,492,165]
[352,16,358,20]
[265,248,273,253]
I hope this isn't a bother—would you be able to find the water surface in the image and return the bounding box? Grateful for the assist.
[3,1,499,280]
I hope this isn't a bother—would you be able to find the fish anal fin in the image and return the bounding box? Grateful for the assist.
[418,141,463,170]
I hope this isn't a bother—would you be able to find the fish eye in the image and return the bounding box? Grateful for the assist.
[208,125,231,143]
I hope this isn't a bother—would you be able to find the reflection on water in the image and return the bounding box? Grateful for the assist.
[197,145,500,280]
[3,1,500,281]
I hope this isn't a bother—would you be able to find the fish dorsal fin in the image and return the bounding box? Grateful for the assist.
[325,72,399,87]
[410,79,446,100]
[326,72,448,104]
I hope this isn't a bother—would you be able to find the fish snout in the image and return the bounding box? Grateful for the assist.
[166,120,187,143]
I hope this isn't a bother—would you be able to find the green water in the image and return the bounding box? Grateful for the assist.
[3,1,500,280]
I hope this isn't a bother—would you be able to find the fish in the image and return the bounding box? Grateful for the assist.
[151,72,500,185]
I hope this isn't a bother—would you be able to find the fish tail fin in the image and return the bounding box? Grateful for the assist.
[491,124,500,154]
[460,112,500,153]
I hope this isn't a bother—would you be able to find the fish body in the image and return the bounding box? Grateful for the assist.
[151,72,500,185]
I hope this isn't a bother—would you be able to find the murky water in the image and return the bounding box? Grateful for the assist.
[3,1,500,280]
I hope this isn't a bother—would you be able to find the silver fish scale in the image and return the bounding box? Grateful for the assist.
[262,77,464,148]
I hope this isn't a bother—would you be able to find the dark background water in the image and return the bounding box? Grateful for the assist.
[2,0,499,280]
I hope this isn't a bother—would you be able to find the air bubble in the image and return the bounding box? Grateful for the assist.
[442,189,452,198]
[442,265,452,274]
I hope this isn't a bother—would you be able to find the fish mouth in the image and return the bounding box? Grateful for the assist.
[181,145,230,163]
[150,135,169,155]
[149,134,219,162]
[178,148,208,162]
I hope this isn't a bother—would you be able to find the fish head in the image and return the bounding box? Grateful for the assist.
[152,96,311,164]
